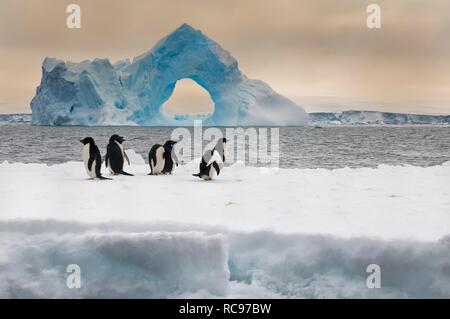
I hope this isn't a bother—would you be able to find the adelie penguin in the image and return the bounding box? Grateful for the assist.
[193,138,227,180]
[80,137,112,180]
[105,134,134,176]
[148,140,178,175]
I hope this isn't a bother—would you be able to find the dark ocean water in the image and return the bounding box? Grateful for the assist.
[0,123,449,168]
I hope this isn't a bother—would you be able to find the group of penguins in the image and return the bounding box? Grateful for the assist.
[80,134,227,181]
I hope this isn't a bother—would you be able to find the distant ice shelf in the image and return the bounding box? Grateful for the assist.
[30,23,309,127]
[309,111,450,126]
[0,114,31,123]
[8,110,449,126]
[3,110,449,126]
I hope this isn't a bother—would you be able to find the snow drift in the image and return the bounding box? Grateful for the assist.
[0,220,449,298]
[0,229,228,298]
[30,24,308,126]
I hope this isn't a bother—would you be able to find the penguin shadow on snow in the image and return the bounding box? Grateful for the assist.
[189,178,237,184]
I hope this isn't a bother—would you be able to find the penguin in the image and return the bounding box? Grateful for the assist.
[105,134,133,176]
[148,140,178,175]
[80,137,111,180]
[193,138,227,180]
[162,140,179,174]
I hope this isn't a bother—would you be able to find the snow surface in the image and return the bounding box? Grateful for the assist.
[30,24,308,126]
[1,158,449,240]
[1,157,449,298]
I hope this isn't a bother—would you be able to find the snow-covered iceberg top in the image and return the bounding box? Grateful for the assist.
[30,23,309,126]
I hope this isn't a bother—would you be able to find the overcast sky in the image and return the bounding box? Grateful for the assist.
[1,0,449,114]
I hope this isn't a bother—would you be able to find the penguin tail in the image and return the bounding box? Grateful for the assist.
[192,173,201,178]
[97,175,113,180]
[120,171,134,176]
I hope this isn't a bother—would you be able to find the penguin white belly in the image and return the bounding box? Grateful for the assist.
[152,147,165,174]
[82,144,96,178]
[167,158,175,173]
[199,161,218,180]
[207,150,223,167]
[208,164,218,179]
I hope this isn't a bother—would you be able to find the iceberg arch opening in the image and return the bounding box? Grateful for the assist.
[161,78,215,122]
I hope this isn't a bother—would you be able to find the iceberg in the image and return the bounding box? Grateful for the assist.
[30,23,309,126]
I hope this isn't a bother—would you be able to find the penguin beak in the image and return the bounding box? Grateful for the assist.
[79,139,84,144]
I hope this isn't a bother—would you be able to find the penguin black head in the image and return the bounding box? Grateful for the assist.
[80,137,95,145]
[164,140,178,148]
[216,138,227,147]
[110,134,125,144]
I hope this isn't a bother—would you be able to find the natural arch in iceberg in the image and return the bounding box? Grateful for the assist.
[31,24,309,126]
